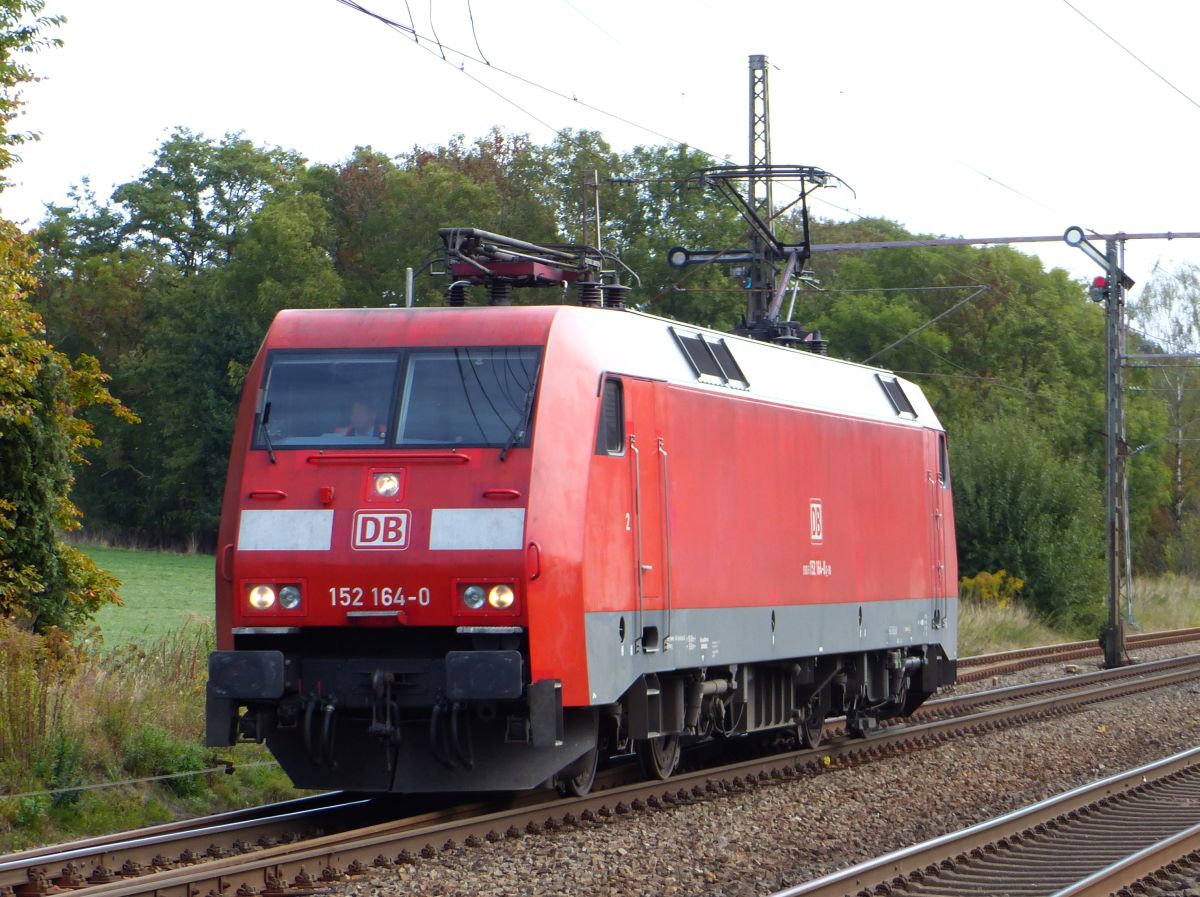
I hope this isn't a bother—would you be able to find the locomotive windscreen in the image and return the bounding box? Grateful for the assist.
[252,346,541,450]
[396,348,539,446]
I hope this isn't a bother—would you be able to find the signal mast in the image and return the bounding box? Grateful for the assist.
[667,54,847,350]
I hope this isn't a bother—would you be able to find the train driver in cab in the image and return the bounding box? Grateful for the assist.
[336,398,385,441]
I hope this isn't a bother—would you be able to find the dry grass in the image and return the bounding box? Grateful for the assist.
[0,621,297,850]
[958,598,1068,656]
[1129,575,1200,633]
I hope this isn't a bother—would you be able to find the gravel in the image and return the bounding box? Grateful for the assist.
[337,644,1200,897]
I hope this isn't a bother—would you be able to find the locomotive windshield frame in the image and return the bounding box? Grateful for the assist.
[252,345,543,451]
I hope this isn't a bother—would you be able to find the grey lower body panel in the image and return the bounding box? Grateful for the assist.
[584,597,958,705]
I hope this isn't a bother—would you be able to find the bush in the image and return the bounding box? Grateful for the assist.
[960,569,1024,608]
[123,725,208,797]
[952,415,1105,628]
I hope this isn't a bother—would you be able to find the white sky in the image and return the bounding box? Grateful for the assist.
[4,0,1200,302]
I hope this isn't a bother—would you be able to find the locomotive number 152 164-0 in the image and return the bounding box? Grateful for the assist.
[328,586,432,607]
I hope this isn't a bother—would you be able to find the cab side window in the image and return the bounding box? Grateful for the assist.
[596,378,625,455]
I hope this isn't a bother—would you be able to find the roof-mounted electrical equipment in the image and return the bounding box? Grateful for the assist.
[437,228,638,308]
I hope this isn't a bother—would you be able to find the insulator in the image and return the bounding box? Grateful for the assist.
[600,284,630,310]
[577,280,602,308]
[488,281,512,306]
[445,283,468,307]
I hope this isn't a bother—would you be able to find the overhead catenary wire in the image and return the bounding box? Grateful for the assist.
[333,0,705,151]
[861,286,990,364]
[464,0,489,64]
[1060,0,1200,114]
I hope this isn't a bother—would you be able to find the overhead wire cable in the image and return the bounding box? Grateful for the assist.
[957,160,1062,214]
[861,286,990,364]
[335,0,1100,328]
[402,0,417,40]
[1061,0,1200,113]
[334,0,415,36]
[450,60,562,135]
[559,0,620,42]
[465,0,489,64]
[334,0,704,150]
[428,0,446,58]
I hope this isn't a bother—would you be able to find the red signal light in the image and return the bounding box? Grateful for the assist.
[1092,276,1108,289]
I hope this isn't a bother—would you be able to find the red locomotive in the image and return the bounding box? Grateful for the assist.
[206,226,958,794]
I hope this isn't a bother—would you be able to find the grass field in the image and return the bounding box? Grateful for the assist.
[83,547,214,648]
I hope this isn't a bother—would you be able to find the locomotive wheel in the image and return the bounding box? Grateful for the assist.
[797,706,825,750]
[559,745,600,797]
[636,733,680,780]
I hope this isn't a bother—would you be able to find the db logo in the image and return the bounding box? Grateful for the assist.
[352,510,410,550]
[809,499,824,544]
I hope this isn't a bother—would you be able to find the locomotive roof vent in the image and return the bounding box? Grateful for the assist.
[876,374,916,418]
[670,326,749,390]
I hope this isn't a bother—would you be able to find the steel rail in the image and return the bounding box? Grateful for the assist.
[24,657,1200,897]
[955,625,1200,683]
[0,798,374,894]
[919,650,1200,719]
[958,624,1200,667]
[0,792,344,868]
[769,746,1200,897]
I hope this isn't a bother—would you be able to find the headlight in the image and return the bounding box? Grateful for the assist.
[248,585,276,610]
[462,585,486,610]
[374,473,401,497]
[279,585,302,609]
[488,584,515,609]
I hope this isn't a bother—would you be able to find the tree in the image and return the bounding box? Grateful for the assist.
[1128,263,1200,571]
[951,414,1105,627]
[0,1,134,632]
[125,190,344,541]
[35,131,320,544]
[112,128,303,274]
[0,219,131,630]
[0,0,59,178]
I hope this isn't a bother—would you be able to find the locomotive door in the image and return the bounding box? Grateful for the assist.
[927,430,950,628]
[625,378,671,653]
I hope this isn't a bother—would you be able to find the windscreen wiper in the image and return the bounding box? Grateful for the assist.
[499,375,538,462]
[260,401,277,464]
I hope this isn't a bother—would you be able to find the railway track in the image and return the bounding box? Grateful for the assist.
[769,745,1200,897]
[10,652,1200,897]
[955,625,1200,683]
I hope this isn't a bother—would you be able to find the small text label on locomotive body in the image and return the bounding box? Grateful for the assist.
[802,559,832,577]
[809,499,824,544]
[352,510,411,549]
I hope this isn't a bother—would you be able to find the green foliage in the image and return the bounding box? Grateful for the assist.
[0,614,297,851]
[1126,262,1200,573]
[123,724,208,797]
[0,1,135,633]
[112,128,304,273]
[951,414,1105,626]
[0,0,62,178]
[0,220,130,631]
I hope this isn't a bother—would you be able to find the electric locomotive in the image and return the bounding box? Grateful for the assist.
[206,227,958,794]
